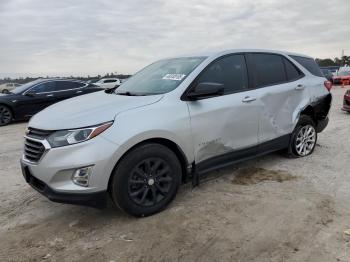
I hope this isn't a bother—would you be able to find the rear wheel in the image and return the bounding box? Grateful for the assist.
[110,143,181,217]
[0,105,12,126]
[2,89,9,94]
[287,115,317,158]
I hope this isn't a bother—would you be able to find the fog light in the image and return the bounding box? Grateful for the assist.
[72,166,93,187]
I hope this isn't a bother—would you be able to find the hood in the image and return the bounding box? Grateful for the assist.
[0,93,13,97]
[29,91,163,130]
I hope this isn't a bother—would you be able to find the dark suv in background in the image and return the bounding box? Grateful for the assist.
[0,79,103,126]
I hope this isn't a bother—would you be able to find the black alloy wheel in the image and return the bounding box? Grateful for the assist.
[110,143,181,217]
[128,158,173,207]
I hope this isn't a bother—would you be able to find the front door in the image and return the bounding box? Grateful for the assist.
[186,54,260,168]
[17,81,57,117]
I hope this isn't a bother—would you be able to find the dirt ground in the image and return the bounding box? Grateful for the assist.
[0,86,350,262]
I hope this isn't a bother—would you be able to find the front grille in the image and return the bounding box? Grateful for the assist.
[24,138,46,162]
[26,127,54,140]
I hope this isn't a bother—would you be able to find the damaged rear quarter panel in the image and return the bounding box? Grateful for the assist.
[258,76,329,144]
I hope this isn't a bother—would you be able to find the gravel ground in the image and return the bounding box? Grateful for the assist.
[0,86,349,262]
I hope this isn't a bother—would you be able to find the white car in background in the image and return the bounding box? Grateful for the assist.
[94,78,121,89]
[0,83,21,94]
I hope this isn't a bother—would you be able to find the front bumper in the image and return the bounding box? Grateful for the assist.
[21,134,124,207]
[21,162,107,208]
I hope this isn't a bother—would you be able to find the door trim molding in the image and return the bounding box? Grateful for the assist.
[195,134,291,175]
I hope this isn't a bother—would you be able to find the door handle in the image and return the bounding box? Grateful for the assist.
[295,84,305,90]
[46,94,54,97]
[242,96,256,103]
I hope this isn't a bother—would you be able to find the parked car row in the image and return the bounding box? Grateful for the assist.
[320,66,350,85]
[0,79,103,126]
[332,68,350,85]
[20,49,333,217]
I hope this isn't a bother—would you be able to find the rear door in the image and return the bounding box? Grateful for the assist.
[53,81,87,102]
[186,54,261,168]
[247,53,306,146]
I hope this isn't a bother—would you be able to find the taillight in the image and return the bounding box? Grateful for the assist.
[324,81,332,92]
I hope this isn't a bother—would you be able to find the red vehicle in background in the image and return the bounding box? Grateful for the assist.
[343,89,350,113]
[332,70,350,85]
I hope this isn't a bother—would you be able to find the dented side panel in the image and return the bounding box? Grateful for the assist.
[257,78,311,144]
[257,75,330,144]
[187,89,260,163]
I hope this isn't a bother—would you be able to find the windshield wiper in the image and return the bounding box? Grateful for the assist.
[115,91,138,96]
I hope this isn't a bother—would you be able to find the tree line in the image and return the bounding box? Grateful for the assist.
[315,55,350,67]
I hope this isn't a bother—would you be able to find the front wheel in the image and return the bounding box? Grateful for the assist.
[287,115,317,158]
[110,143,182,217]
[0,105,12,126]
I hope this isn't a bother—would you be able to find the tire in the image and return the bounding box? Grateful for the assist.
[0,105,12,126]
[110,143,182,217]
[287,115,317,158]
[2,89,8,94]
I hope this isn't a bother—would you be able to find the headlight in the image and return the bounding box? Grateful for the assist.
[47,121,113,148]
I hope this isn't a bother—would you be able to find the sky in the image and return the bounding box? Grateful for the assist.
[0,0,349,78]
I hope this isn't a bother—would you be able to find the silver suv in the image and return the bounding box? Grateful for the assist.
[21,49,332,217]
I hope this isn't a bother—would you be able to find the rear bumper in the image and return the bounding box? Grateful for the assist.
[21,161,107,208]
[315,116,329,133]
[313,93,332,133]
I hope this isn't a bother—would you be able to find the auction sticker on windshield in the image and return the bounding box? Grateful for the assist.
[162,74,186,81]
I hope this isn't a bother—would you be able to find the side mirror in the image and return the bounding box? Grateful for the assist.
[25,91,36,97]
[186,82,224,100]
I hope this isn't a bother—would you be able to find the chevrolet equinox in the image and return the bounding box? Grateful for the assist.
[21,49,332,217]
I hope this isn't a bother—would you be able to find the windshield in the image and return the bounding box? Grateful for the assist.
[116,57,206,95]
[11,79,43,94]
[338,71,350,76]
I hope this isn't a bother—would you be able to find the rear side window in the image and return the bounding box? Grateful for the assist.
[289,55,323,77]
[251,54,286,87]
[196,54,248,94]
[283,58,303,81]
[56,81,85,91]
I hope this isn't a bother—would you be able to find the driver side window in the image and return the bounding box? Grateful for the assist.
[196,54,249,95]
[31,82,56,93]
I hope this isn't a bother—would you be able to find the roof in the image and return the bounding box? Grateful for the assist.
[176,49,313,59]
